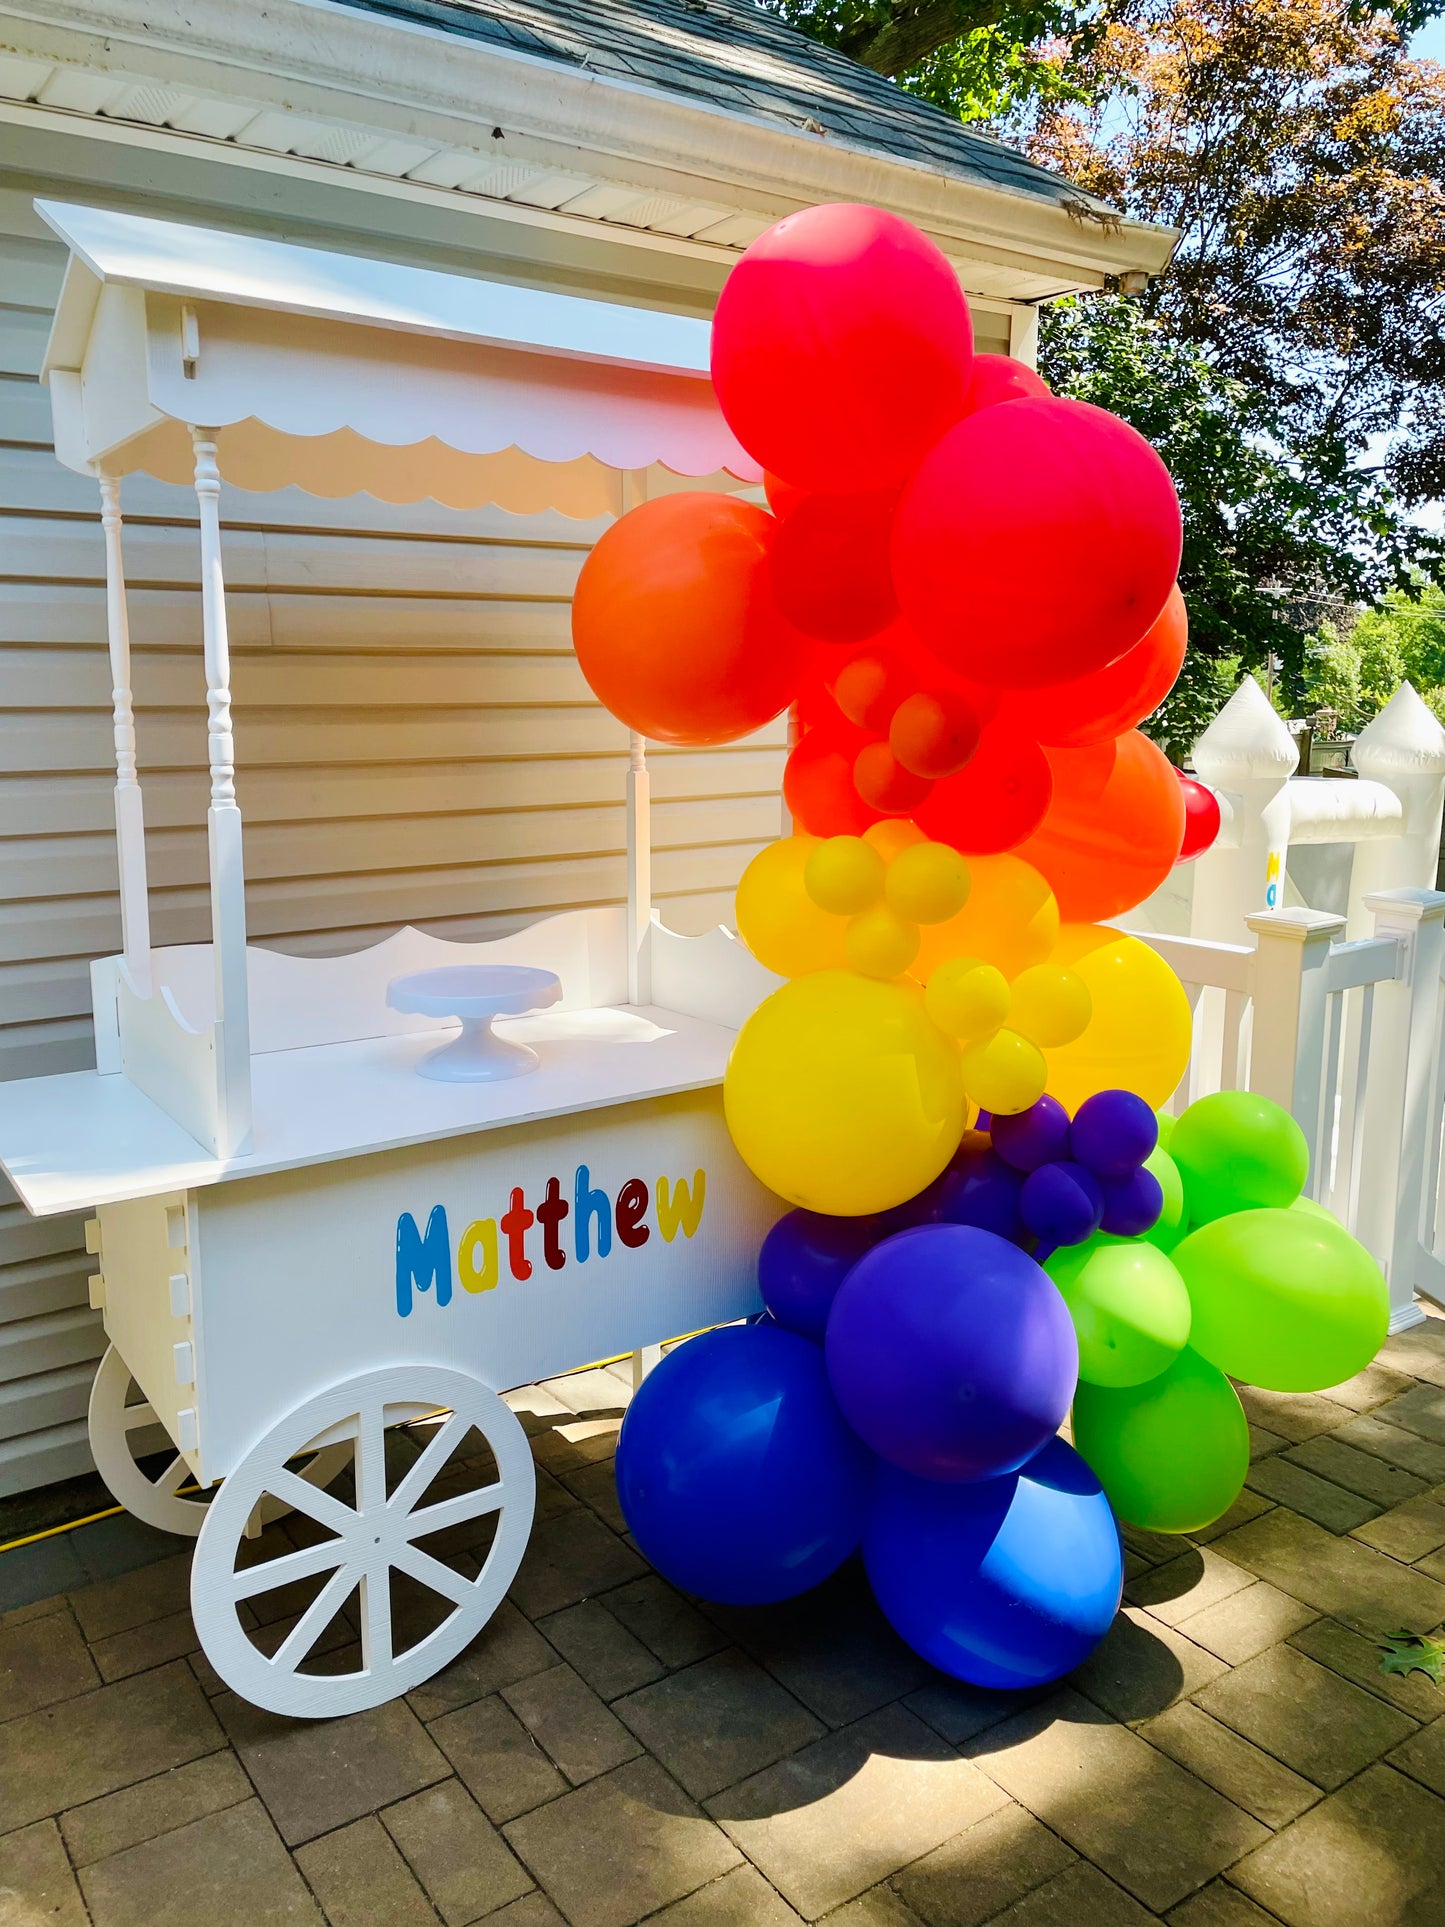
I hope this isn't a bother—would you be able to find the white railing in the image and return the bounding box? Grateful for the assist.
[1132,887,1445,1334]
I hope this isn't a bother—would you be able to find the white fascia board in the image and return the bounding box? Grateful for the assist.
[0,0,1179,281]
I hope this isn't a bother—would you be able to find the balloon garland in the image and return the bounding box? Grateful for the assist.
[572,201,1389,1690]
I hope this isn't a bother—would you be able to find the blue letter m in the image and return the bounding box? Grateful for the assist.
[396,1206,452,1317]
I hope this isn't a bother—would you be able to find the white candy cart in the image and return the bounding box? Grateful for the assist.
[0,202,784,1718]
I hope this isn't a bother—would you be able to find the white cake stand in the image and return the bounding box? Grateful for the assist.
[386,965,563,1082]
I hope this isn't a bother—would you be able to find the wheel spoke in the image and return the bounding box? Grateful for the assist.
[154,1455,191,1497]
[120,1398,159,1433]
[360,1568,392,1672]
[267,1466,360,1539]
[391,1540,479,1610]
[228,1536,348,1604]
[385,1410,464,1519]
[404,1483,505,1541]
[269,1564,356,1673]
[355,1402,389,1514]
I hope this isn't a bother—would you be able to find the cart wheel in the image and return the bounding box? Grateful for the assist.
[87,1345,352,1539]
[191,1366,536,1719]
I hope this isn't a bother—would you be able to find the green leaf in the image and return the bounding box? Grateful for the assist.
[1378,1630,1445,1685]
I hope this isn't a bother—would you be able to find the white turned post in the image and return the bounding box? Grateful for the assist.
[1346,687,1445,938]
[1355,888,1445,1327]
[1191,676,1299,945]
[626,729,653,1006]
[780,705,799,839]
[97,474,153,998]
[192,429,253,1157]
[1244,906,1345,1186]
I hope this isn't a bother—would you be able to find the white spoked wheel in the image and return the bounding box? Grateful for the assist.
[191,1366,536,1719]
[87,1345,349,1538]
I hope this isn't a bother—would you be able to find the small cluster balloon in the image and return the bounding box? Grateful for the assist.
[583,199,1391,1696]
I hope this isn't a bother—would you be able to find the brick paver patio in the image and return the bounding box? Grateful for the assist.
[8,1322,1445,1927]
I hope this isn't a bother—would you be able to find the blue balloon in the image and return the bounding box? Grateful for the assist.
[865,1438,1123,1689]
[1070,1089,1158,1180]
[825,1225,1077,1482]
[930,1143,1026,1243]
[991,1095,1071,1174]
[1020,1160,1104,1248]
[1099,1165,1164,1237]
[615,1324,873,1605]
[759,1209,880,1342]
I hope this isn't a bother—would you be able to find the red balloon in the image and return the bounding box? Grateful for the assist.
[785,720,881,836]
[889,689,981,779]
[854,742,933,814]
[1009,584,1189,748]
[572,494,805,745]
[962,354,1051,414]
[1176,770,1223,862]
[916,723,1053,854]
[1015,732,1186,921]
[832,651,913,733]
[892,397,1183,689]
[770,489,900,643]
[763,472,807,520]
[711,203,974,491]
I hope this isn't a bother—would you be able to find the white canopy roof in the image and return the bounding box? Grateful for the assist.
[37,200,760,517]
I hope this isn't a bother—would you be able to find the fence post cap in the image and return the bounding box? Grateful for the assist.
[1353,684,1445,780]
[1193,676,1299,786]
[1245,906,1347,944]
[1362,886,1445,924]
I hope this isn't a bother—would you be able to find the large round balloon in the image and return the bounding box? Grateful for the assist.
[913,853,1059,983]
[1169,1090,1309,1225]
[892,397,1182,688]
[725,972,967,1215]
[735,835,849,978]
[1172,1207,1389,1393]
[916,724,1053,855]
[759,1208,880,1343]
[1015,732,1186,924]
[769,489,899,644]
[865,1440,1122,1689]
[1072,1346,1248,1534]
[615,1324,873,1604]
[825,1225,1078,1480]
[784,719,881,838]
[572,494,804,744]
[1015,587,1188,749]
[1046,1236,1191,1387]
[961,353,1051,415]
[1043,924,1193,1114]
[711,203,975,491]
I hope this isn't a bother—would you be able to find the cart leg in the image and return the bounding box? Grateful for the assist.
[630,1345,663,1393]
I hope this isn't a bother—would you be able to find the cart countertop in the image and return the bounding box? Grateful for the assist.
[0,1004,736,1218]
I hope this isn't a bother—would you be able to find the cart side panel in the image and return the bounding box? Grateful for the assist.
[190,1087,780,1479]
[94,1191,203,1475]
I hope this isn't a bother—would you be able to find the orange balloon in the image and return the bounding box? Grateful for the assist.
[1015,730,1186,922]
[1013,585,1188,749]
[785,720,881,836]
[572,493,805,745]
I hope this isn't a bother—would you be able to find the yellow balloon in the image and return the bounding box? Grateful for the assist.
[924,957,1011,1038]
[735,836,848,979]
[914,854,1059,984]
[1044,924,1193,1113]
[846,905,920,979]
[1010,965,1093,1048]
[885,842,972,925]
[864,820,927,862]
[724,972,966,1215]
[805,836,886,916]
[961,1027,1048,1115]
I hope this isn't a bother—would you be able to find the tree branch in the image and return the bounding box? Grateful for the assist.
[837,0,1011,74]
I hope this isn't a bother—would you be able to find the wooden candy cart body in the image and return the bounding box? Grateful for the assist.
[0,200,785,1718]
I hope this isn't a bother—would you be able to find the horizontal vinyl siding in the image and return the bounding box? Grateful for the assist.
[0,207,786,1495]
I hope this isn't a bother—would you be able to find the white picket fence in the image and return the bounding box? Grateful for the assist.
[1131,887,1445,1334]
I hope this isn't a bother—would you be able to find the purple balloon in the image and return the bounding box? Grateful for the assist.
[1099,1166,1165,1237]
[1020,1161,1104,1248]
[759,1209,881,1344]
[1069,1090,1159,1180]
[825,1225,1078,1482]
[930,1144,1026,1244]
[991,1096,1071,1174]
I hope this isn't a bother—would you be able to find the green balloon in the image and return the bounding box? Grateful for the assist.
[1156,1109,1177,1151]
[1170,1090,1309,1225]
[1073,1347,1248,1533]
[1171,1206,1388,1393]
[1047,1237,1191,1387]
[1142,1145,1186,1251]
[1290,1193,1337,1225]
